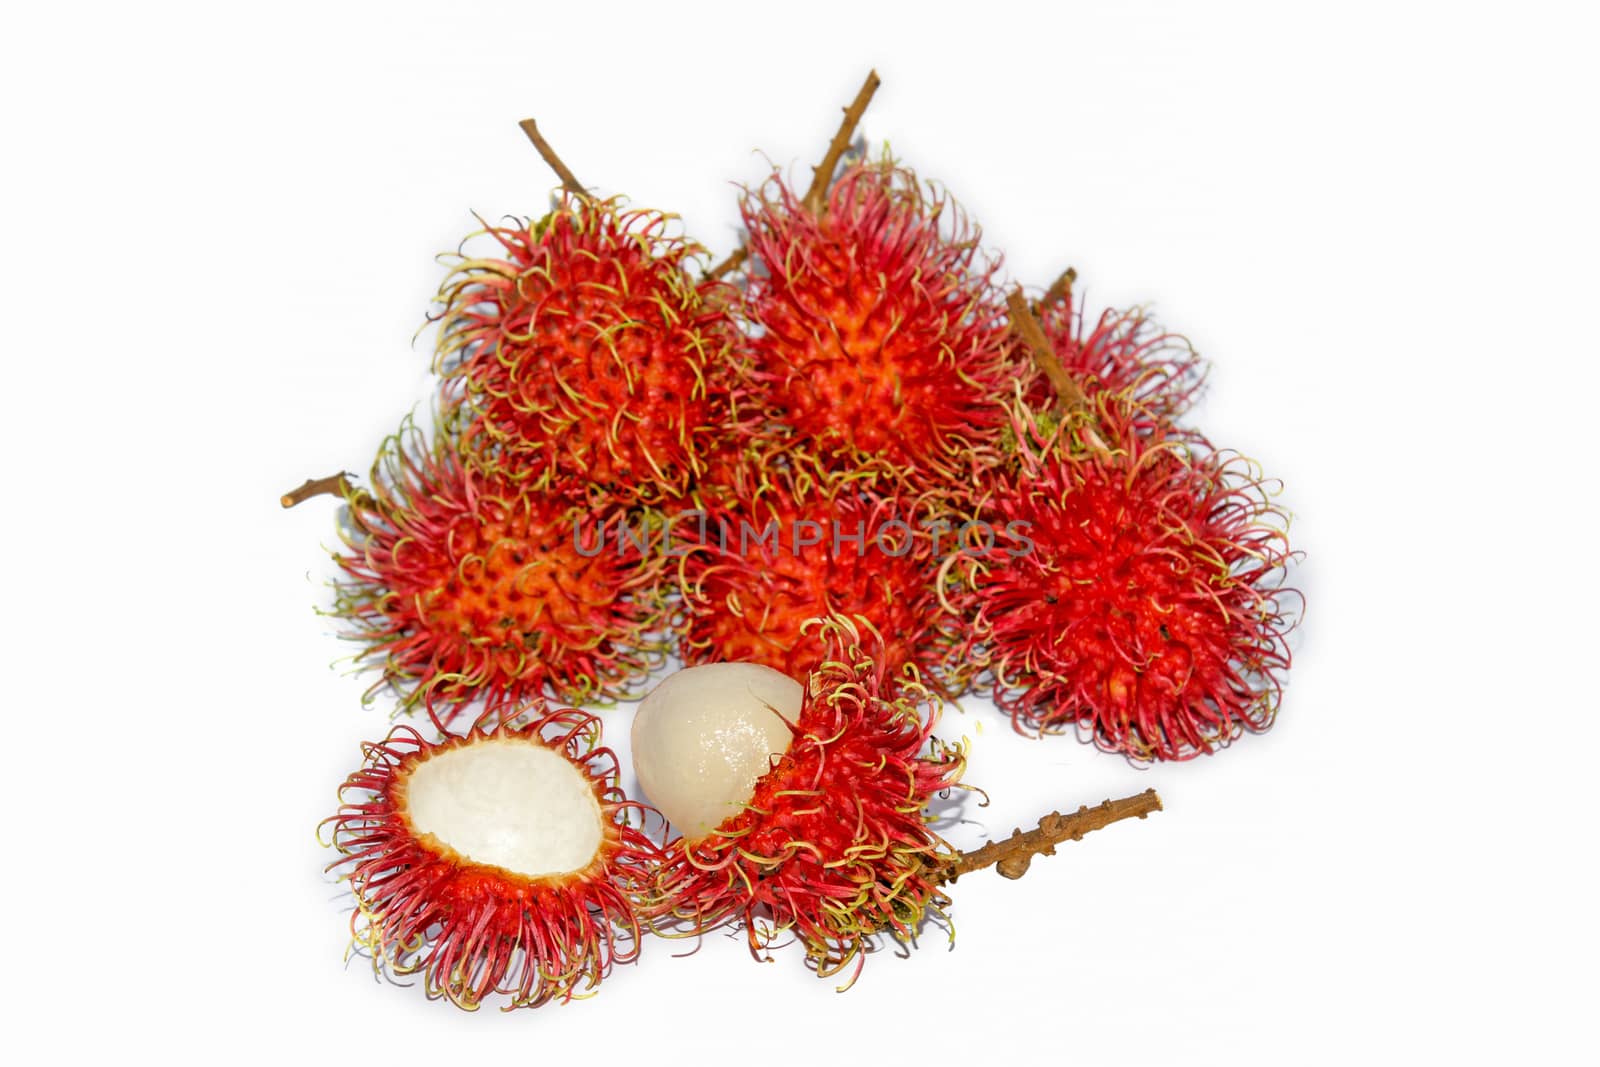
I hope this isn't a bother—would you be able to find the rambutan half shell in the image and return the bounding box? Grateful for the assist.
[431,196,747,505]
[330,413,667,729]
[963,393,1298,761]
[739,157,1019,489]
[646,616,966,987]
[322,709,661,1010]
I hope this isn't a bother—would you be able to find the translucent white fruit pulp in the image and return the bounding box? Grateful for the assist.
[403,737,604,877]
[631,662,803,840]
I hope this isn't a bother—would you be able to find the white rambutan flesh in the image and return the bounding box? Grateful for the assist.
[631,662,802,840]
[402,736,604,877]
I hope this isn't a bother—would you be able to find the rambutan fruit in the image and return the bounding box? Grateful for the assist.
[1021,270,1207,428]
[962,389,1298,761]
[322,708,661,1009]
[639,617,966,987]
[330,413,666,729]
[738,156,1018,489]
[430,195,745,506]
[672,461,971,693]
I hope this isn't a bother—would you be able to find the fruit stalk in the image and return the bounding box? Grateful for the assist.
[1008,286,1092,414]
[802,69,881,214]
[704,245,746,281]
[280,471,356,509]
[518,118,585,197]
[705,70,882,281]
[939,788,1163,882]
[1038,265,1077,314]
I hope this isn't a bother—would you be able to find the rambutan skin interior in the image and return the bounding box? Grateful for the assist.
[398,736,605,878]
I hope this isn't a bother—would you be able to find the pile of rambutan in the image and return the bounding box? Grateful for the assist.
[286,72,1298,1009]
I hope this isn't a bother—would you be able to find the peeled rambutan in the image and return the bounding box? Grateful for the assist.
[672,461,970,693]
[330,413,666,729]
[322,708,661,1009]
[431,195,745,505]
[739,156,1018,487]
[631,660,803,841]
[963,391,1298,761]
[1021,273,1207,427]
[640,617,966,987]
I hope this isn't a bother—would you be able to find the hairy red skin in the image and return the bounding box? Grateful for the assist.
[648,617,965,988]
[740,160,1019,488]
[322,710,662,1010]
[672,462,972,694]
[432,196,747,505]
[963,395,1298,761]
[1023,290,1207,428]
[332,415,666,731]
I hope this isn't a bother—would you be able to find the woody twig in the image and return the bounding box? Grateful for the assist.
[940,789,1163,882]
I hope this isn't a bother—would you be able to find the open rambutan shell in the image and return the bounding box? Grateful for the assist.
[322,709,661,1010]
[330,412,667,729]
[644,616,966,987]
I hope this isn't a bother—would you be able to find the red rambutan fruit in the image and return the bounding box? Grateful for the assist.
[430,195,746,505]
[1022,272,1207,428]
[672,460,971,693]
[641,617,966,988]
[322,708,661,1010]
[330,413,667,730]
[739,157,1018,487]
[962,391,1298,761]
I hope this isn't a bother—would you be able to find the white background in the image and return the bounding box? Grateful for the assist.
[4,2,1596,1063]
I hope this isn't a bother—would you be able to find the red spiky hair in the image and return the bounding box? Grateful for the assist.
[322,709,661,1010]
[431,196,745,505]
[672,458,972,694]
[740,157,1018,487]
[1023,284,1207,429]
[963,392,1298,761]
[331,413,666,730]
[648,616,966,988]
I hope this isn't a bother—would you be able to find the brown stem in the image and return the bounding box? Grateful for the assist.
[1008,286,1091,413]
[704,245,747,282]
[280,472,355,509]
[802,69,881,215]
[518,118,586,198]
[1038,265,1077,314]
[940,789,1162,882]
